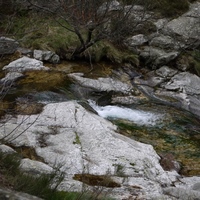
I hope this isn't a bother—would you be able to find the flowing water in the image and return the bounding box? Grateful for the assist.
[88,100,163,126]
[1,60,200,176]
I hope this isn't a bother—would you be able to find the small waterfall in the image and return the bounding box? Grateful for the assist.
[88,100,163,126]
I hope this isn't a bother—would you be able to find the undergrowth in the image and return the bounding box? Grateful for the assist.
[0,151,114,200]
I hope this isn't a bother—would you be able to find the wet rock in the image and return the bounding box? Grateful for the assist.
[15,71,67,93]
[111,95,148,105]
[33,50,60,64]
[3,56,49,73]
[22,91,69,104]
[0,37,19,55]
[0,101,10,117]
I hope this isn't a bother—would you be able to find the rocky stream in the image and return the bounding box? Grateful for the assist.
[0,1,200,199]
[0,57,200,199]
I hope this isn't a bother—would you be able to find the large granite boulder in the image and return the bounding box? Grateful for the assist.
[0,101,178,199]
[163,72,200,117]
[163,2,200,48]
[135,67,200,118]
[1,101,200,199]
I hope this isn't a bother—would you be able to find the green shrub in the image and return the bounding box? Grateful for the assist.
[0,151,114,200]
[0,151,21,174]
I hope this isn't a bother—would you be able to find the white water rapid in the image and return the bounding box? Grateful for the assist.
[88,100,163,126]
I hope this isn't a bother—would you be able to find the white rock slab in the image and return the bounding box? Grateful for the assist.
[165,72,200,95]
[3,56,49,72]
[68,73,132,93]
[0,101,178,199]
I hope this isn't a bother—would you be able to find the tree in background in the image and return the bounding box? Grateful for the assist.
[26,0,146,59]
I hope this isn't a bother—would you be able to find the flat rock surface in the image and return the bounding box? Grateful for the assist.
[0,101,175,199]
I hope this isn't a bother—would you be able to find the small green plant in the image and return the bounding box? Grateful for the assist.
[130,162,135,167]
[113,163,126,177]
[0,151,21,181]
[73,132,81,145]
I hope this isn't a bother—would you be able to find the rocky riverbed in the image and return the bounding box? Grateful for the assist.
[0,1,200,199]
[0,56,200,199]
